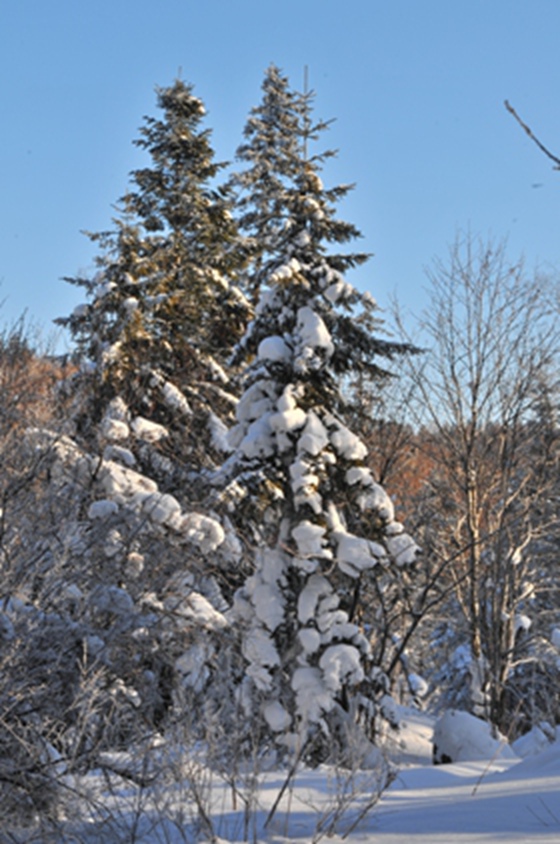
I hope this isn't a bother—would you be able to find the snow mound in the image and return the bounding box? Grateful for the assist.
[432,709,516,764]
[511,724,557,759]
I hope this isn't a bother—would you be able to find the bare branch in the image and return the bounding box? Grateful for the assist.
[504,99,560,169]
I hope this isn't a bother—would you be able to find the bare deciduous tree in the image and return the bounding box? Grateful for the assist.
[394,233,560,730]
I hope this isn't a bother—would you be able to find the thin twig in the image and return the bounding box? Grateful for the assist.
[504,100,560,169]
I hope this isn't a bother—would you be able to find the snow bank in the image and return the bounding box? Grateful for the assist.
[432,709,516,764]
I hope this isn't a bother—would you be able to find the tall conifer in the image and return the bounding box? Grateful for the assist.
[226,68,418,761]
[59,80,249,472]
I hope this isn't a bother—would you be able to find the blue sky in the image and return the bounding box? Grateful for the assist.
[1,0,559,349]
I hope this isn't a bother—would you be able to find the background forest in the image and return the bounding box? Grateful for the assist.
[1,67,560,839]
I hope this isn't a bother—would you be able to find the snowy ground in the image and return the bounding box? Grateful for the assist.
[19,709,560,843]
[371,709,560,843]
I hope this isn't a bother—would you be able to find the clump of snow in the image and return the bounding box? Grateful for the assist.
[298,627,321,655]
[258,335,291,362]
[357,482,395,521]
[179,512,225,552]
[243,628,280,690]
[93,274,115,299]
[329,419,367,461]
[269,257,302,285]
[514,613,532,634]
[166,591,228,630]
[101,340,123,367]
[234,380,277,424]
[292,666,334,723]
[103,527,124,558]
[102,444,136,467]
[293,229,311,248]
[99,460,158,504]
[408,672,429,700]
[298,575,332,624]
[88,499,119,519]
[346,466,374,486]
[290,458,322,514]
[334,529,384,577]
[201,352,230,384]
[101,418,130,441]
[294,306,334,369]
[208,412,231,453]
[106,396,129,420]
[297,411,329,456]
[269,405,307,449]
[325,280,353,304]
[160,379,192,417]
[263,700,292,732]
[238,414,275,458]
[122,296,139,315]
[142,492,182,526]
[62,582,82,604]
[432,709,516,764]
[71,302,89,320]
[245,553,287,632]
[131,416,169,443]
[386,532,420,566]
[250,579,285,631]
[319,643,364,691]
[291,521,331,561]
[109,679,142,709]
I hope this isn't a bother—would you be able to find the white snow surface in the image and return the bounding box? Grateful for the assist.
[56,707,560,843]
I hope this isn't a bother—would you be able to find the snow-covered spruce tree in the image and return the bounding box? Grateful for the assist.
[223,72,419,764]
[58,79,249,478]
[228,64,307,291]
[2,81,252,768]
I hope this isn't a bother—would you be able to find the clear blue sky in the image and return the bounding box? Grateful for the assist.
[2,0,559,350]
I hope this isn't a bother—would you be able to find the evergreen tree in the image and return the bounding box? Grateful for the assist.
[224,70,418,763]
[58,80,249,475]
[35,80,252,754]
[229,64,305,290]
